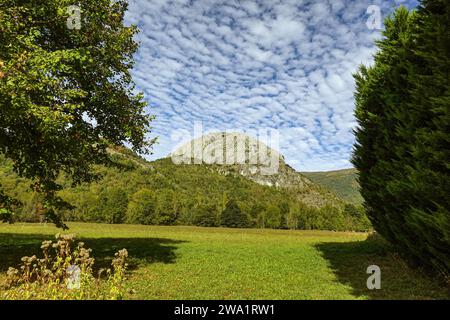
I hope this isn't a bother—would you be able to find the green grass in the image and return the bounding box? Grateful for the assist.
[0,223,447,300]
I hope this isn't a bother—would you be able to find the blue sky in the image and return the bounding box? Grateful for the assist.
[124,0,418,172]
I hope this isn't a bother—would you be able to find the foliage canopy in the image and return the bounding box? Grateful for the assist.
[0,0,154,228]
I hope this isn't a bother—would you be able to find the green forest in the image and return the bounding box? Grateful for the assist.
[0,147,370,232]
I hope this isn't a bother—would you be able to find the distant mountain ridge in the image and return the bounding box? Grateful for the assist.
[302,168,363,205]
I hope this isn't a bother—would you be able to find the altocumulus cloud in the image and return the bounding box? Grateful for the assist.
[125,0,417,171]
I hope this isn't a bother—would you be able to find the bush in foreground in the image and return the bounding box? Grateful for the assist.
[2,234,129,300]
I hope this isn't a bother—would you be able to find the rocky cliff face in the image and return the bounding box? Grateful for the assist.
[169,132,342,207]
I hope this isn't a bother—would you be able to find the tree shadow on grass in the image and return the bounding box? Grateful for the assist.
[315,235,449,300]
[0,233,186,273]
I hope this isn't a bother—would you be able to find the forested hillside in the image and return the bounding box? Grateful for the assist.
[0,147,370,231]
[302,169,363,204]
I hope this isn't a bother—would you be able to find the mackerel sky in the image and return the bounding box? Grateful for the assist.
[125,0,418,172]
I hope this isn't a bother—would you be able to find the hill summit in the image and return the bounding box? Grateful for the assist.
[169,132,341,208]
[170,131,282,175]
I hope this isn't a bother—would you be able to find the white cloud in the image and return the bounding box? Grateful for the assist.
[125,0,419,171]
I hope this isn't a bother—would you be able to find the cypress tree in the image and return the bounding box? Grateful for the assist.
[353,2,449,278]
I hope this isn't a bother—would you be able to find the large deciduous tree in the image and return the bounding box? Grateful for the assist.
[0,0,154,228]
[352,2,449,278]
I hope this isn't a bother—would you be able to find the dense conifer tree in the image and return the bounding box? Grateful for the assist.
[220,199,249,228]
[353,2,449,277]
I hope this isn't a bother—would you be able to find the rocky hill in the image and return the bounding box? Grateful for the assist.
[170,132,342,208]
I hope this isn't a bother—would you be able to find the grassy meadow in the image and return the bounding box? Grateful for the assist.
[0,223,447,300]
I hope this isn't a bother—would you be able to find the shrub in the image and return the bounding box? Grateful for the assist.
[220,199,249,228]
[2,234,129,300]
[194,203,218,227]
